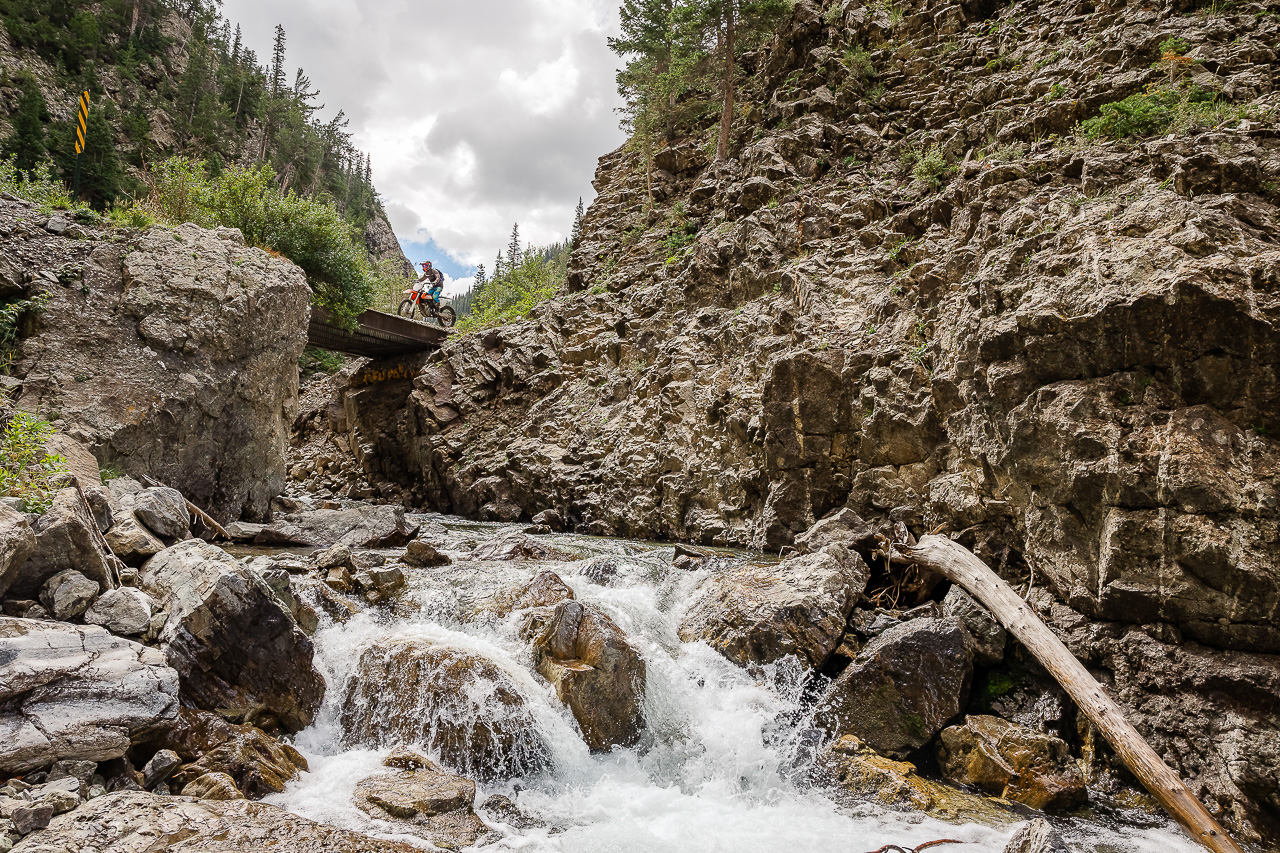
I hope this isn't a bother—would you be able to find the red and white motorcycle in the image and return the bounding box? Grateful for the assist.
[398,283,456,328]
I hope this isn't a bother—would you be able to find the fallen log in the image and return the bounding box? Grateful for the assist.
[139,475,231,542]
[896,534,1242,853]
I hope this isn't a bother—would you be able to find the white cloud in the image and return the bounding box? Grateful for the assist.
[220,0,628,270]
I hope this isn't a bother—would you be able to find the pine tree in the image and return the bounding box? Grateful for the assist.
[494,251,504,280]
[570,197,585,247]
[506,223,521,272]
[270,25,287,96]
[474,263,486,289]
[1,76,49,176]
[74,105,124,207]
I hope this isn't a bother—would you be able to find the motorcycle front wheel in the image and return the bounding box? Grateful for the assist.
[397,299,419,320]
[437,306,456,328]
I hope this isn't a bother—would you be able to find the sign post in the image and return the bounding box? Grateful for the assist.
[72,91,89,200]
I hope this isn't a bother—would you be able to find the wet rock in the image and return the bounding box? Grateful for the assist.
[14,790,422,851]
[130,488,190,541]
[172,723,307,798]
[103,515,165,567]
[936,715,1086,811]
[383,745,441,772]
[815,617,974,759]
[257,504,419,548]
[582,556,621,584]
[251,568,319,635]
[815,736,1019,825]
[480,794,545,829]
[342,639,550,780]
[355,766,495,850]
[38,569,99,620]
[531,600,646,751]
[0,508,36,601]
[181,772,244,800]
[354,566,405,604]
[0,618,178,775]
[403,539,450,567]
[7,488,116,601]
[488,569,576,619]
[471,531,573,561]
[942,586,1007,667]
[142,749,181,789]
[309,542,353,571]
[139,540,325,733]
[679,545,870,670]
[671,543,714,571]
[1002,818,1070,853]
[532,509,564,531]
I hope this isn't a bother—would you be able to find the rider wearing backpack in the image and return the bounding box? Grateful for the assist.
[417,261,444,306]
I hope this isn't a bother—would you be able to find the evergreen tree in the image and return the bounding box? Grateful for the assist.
[506,222,521,272]
[570,197,585,247]
[474,263,487,289]
[1,76,49,175]
[494,250,504,280]
[270,24,287,96]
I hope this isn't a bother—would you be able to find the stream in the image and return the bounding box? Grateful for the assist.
[262,514,1203,853]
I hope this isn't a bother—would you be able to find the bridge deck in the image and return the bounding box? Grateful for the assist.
[308,306,449,358]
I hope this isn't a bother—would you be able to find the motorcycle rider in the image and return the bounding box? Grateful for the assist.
[416,261,445,308]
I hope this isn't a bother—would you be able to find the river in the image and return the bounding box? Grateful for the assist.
[264,514,1202,853]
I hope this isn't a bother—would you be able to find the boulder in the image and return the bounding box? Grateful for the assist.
[936,715,1087,811]
[354,566,405,604]
[130,487,191,540]
[678,545,870,670]
[139,541,325,732]
[103,515,165,567]
[1002,818,1071,853]
[354,767,494,849]
[531,600,646,751]
[793,508,879,555]
[814,735,1019,825]
[942,586,1007,666]
[83,587,155,636]
[309,542,353,571]
[0,506,37,600]
[0,617,179,775]
[256,504,418,548]
[42,434,101,489]
[814,617,974,758]
[403,539,450,567]
[38,569,99,620]
[170,721,307,798]
[471,531,572,561]
[531,509,564,531]
[341,638,550,780]
[81,485,114,534]
[181,772,244,800]
[142,749,182,789]
[7,488,117,600]
[14,791,423,852]
[486,569,576,619]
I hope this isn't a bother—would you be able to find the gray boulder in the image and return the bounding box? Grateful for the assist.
[38,570,99,621]
[1002,818,1070,853]
[814,617,974,758]
[942,586,1007,666]
[0,617,179,775]
[130,487,191,540]
[7,488,117,600]
[256,504,419,548]
[793,508,879,555]
[0,506,37,600]
[471,531,573,561]
[83,587,155,636]
[140,541,325,732]
[678,545,869,670]
[103,515,165,567]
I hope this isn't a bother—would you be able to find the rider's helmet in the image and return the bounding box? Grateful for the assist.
[421,261,433,270]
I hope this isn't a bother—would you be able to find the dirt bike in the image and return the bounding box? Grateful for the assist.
[398,284,456,328]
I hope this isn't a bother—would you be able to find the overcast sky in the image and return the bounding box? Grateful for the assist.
[221,0,627,293]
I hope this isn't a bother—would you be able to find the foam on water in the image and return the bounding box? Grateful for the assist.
[267,519,1205,853]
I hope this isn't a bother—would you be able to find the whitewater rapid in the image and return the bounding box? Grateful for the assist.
[265,516,1203,853]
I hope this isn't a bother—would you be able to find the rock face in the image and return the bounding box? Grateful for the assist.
[815,617,973,759]
[9,219,311,523]
[0,618,179,775]
[678,544,869,670]
[139,541,324,732]
[341,638,550,780]
[530,600,646,751]
[936,715,1086,811]
[13,791,423,852]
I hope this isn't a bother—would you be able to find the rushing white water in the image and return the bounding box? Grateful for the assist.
[265,516,1203,853]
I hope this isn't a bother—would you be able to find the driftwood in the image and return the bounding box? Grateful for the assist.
[139,474,231,542]
[896,534,1243,853]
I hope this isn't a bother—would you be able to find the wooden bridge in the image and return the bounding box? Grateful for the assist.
[307,306,449,358]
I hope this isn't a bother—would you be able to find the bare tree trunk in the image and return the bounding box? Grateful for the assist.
[898,535,1244,853]
[716,2,736,162]
[129,0,142,39]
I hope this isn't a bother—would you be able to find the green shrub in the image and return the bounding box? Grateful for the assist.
[0,292,46,360]
[911,146,955,189]
[0,412,69,513]
[0,154,73,209]
[457,245,568,333]
[135,158,374,324]
[1080,84,1221,140]
[843,45,875,79]
[299,347,344,376]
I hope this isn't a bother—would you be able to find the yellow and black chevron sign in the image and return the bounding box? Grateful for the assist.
[73,91,90,155]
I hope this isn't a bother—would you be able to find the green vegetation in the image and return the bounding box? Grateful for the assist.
[0,155,74,210]
[910,145,954,189]
[134,158,374,323]
[843,45,875,79]
[1079,83,1237,140]
[0,0,382,222]
[298,347,344,377]
[1,292,47,374]
[0,412,69,514]
[457,238,570,333]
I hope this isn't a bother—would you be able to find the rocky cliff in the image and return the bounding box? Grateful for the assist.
[328,0,1280,843]
[2,198,311,522]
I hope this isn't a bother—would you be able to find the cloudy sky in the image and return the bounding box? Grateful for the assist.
[221,0,628,293]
